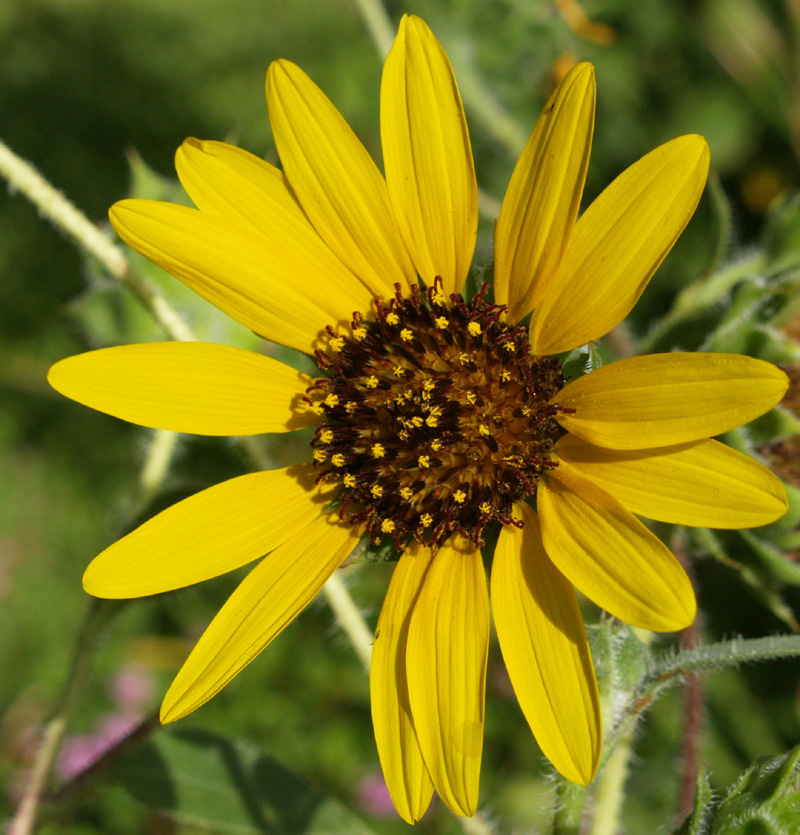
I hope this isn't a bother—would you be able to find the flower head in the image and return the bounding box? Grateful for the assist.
[48,15,788,823]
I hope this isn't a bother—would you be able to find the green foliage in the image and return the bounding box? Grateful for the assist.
[676,745,800,835]
[112,729,377,834]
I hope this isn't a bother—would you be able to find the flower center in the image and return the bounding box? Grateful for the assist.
[306,281,567,549]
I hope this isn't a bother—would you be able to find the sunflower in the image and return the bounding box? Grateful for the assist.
[49,15,788,823]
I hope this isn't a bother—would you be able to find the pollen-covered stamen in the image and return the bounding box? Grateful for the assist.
[307,280,567,548]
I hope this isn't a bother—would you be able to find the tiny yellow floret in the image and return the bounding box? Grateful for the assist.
[371,443,385,459]
[385,312,400,326]
[400,328,413,342]
[420,513,433,528]
[435,316,449,329]
[400,487,413,500]
[371,484,384,498]
[331,453,346,467]
[468,322,482,337]
[453,490,467,504]
[418,455,431,468]
[381,519,395,533]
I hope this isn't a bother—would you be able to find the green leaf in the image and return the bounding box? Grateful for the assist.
[112,728,377,835]
[673,767,713,835]
[710,744,800,835]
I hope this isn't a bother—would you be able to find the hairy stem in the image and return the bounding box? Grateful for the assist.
[0,138,193,342]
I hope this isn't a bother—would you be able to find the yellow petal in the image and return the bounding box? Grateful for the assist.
[532,135,710,355]
[83,464,333,598]
[48,342,316,435]
[555,353,789,450]
[175,138,378,310]
[109,200,351,354]
[494,63,595,323]
[381,15,478,296]
[492,503,601,784]
[406,537,488,817]
[161,513,361,722]
[538,468,696,632]
[266,60,415,298]
[555,435,788,528]
[370,546,435,824]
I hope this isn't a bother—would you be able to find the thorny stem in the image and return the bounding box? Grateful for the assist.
[9,600,122,835]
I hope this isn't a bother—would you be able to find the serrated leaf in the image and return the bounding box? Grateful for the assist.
[112,728,377,835]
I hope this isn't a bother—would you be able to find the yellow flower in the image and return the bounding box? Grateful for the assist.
[48,15,788,824]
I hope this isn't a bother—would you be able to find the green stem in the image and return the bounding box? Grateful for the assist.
[554,779,588,835]
[0,138,193,343]
[10,599,122,835]
[352,0,394,57]
[321,571,373,672]
[602,634,800,762]
[589,733,633,835]
[638,252,767,354]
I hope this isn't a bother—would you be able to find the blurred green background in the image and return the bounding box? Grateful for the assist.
[2,0,800,833]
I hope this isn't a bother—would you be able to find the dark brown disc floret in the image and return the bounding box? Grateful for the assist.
[306,280,569,549]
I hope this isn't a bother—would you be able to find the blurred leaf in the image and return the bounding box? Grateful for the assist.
[112,728,376,835]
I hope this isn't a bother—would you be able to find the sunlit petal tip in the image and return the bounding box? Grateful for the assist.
[160,514,362,724]
[495,61,595,323]
[267,58,416,298]
[382,12,478,296]
[79,466,329,599]
[556,353,789,450]
[48,343,315,436]
[493,504,601,785]
[406,539,488,817]
[532,133,711,355]
[370,545,435,824]
[539,470,698,633]
[555,435,790,528]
